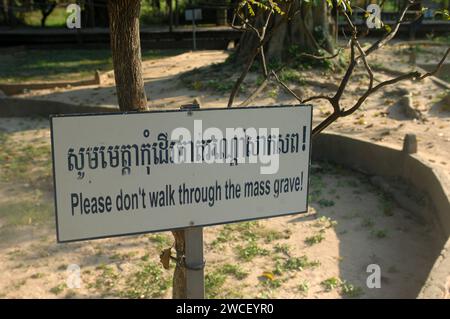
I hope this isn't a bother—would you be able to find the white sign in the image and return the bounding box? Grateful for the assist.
[185,8,202,21]
[51,105,312,242]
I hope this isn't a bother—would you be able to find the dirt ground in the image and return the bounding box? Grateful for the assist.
[0,43,449,298]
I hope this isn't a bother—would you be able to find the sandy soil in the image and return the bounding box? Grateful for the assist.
[15,45,450,176]
[0,44,449,298]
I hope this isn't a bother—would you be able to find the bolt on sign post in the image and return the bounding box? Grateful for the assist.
[185,8,202,50]
[50,105,312,298]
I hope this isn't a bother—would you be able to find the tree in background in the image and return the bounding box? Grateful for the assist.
[34,0,56,27]
[228,0,449,134]
[234,0,335,64]
[107,0,148,111]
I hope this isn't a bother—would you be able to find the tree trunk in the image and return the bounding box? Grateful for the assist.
[172,230,187,298]
[6,0,17,27]
[107,0,148,111]
[108,0,187,299]
[235,1,335,63]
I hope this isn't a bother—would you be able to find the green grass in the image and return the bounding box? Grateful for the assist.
[340,282,363,298]
[30,272,45,279]
[121,261,170,298]
[298,280,310,294]
[212,221,264,247]
[205,270,227,299]
[273,243,291,256]
[260,277,282,289]
[282,256,320,271]
[378,192,395,216]
[19,8,68,28]
[90,265,119,295]
[49,283,67,295]
[317,198,335,208]
[279,68,305,84]
[304,231,326,246]
[148,233,172,249]
[218,264,248,280]
[235,241,269,261]
[321,277,341,291]
[0,133,51,184]
[0,133,54,227]
[0,201,53,227]
[0,49,183,83]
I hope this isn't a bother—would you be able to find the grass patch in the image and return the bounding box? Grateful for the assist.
[148,233,172,249]
[304,231,326,246]
[122,261,170,298]
[298,280,310,294]
[279,68,305,84]
[90,264,119,295]
[0,200,53,227]
[212,221,263,247]
[273,243,291,256]
[321,277,341,291]
[340,282,363,298]
[205,270,227,299]
[260,278,282,289]
[0,134,52,184]
[30,272,45,279]
[317,198,334,208]
[314,216,337,229]
[282,256,320,271]
[235,241,269,261]
[218,264,248,280]
[0,49,183,83]
[49,283,66,295]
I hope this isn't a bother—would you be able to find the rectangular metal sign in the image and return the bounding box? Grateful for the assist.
[51,105,312,242]
[185,9,202,21]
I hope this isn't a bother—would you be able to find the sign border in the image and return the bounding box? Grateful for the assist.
[50,104,313,243]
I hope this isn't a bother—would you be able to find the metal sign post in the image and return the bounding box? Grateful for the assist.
[185,9,202,51]
[192,16,196,51]
[185,227,204,298]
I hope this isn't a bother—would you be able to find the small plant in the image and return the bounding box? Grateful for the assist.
[30,272,45,279]
[340,282,363,298]
[50,283,66,295]
[314,216,337,228]
[321,277,341,291]
[148,233,171,248]
[372,229,388,239]
[283,256,320,271]
[268,88,278,99]
[298,280,310,294]
[122,261,170,299]
[305,231,325,246]
[219,264,248,280]
[263,229,287,243]
[318,199,335,208]
[205,271,227,299]
[236,241,269,261]
[260,278,282,289]
[379,193,394,216]
[93,265,119,294]
[57,264,67,271]
[273,243,290,256]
